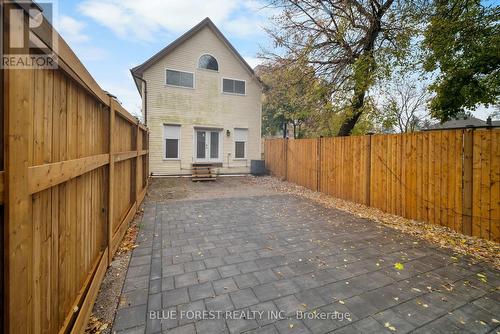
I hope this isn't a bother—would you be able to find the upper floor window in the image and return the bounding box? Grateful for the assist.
[198,54,218,71]
[223,78,245,95]
[166,69,194,88]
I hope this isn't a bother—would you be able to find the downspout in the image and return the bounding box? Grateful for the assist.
[131,71,148,125]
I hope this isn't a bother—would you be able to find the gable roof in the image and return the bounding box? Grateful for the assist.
[130,17,260,94]
[424,116,500,130]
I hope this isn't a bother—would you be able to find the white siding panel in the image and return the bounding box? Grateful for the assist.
[144,25,262,175]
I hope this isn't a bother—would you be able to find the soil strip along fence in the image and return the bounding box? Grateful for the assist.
[2,3,149,333]
[265,129,500,242]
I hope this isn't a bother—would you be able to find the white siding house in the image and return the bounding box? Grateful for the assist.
[131,18,262,176]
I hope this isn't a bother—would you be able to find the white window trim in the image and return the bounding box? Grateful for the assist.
[197,53,219,72]
[221,77,246,96]
[165,68,195,89]
[163,124,181,161]
[233,128,248,159]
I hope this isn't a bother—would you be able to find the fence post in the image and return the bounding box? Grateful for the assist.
[136,122,141,203]
[316,138,322,192]
[365,134,373,206]
[108,98,115,263]
[462,128,473,235]
[284,138,288,181]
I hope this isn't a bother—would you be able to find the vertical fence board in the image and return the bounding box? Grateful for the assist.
[265,128,499,242]
[3,6,149,333]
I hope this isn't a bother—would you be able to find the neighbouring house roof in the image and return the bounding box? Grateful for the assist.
[424,116,500,130]
[130,17,261,95]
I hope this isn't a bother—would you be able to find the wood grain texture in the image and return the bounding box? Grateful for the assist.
[265,129,500,242]
[3,4,149,333]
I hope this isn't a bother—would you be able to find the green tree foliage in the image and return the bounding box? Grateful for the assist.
[423,0,500,120]
[265,0,422,136]
[258,61,331,138]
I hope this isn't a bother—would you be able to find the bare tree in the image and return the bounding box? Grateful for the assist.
[264,0,423,136]
[380,77,430,133]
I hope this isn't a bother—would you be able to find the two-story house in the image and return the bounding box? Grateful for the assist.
[131,18,262,177]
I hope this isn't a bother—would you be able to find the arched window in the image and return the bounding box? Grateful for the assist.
[198,54,218,71]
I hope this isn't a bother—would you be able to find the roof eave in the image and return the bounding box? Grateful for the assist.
[130,17,262,88]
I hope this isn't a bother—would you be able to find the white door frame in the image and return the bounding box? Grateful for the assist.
[193,128,223,163]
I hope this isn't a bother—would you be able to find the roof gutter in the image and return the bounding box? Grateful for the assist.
[130,70,148,125]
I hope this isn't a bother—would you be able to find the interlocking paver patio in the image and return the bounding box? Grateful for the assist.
[113,178,500,334]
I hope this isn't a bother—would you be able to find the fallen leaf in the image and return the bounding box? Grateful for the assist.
[394,262,405,270]
[384,322,396,331]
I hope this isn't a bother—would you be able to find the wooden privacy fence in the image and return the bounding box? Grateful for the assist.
[2,3,149,333]
[264,129,500,242]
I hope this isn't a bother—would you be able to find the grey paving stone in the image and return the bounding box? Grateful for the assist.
[162,277,175,291]
[444,303,498,333]
[226,317,259,334]
[219,264,241,278]
[148,293,162,312]
[174,272,198,288]
[115,325,146,334]
[128,265,151,279]
[295,288,329,310]
[205,293,235,312]
[184,260,205,273]
[146,315,162,334]
[188,282,215,301]
[213,278,239,295]
[114,305,148,331]
[254,269,279,284]
[120,289,149,309]
[237,261,260,273]
[151,259,162,280]
[244,324,279,334]
[249,301,279,326]
[230,288,260,309]
[274,318,311,334]
[124,276,150,293]
[331,317,387,333]
[372,308,416,334]
[130,255,152,267]
[116,190,500,334]
[274,295,303,316]
[205,257,226,268]
[233,273,260,289]
[197,268,221,283]
[162,323,196,334]
[163,288,189,308]
[150,279,162,295]
[195,319,228,334]
[177,300,206,325]
[162,264,184,278]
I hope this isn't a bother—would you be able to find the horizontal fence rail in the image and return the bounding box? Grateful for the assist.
[265,129,500,243]
[2,3,149,333]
